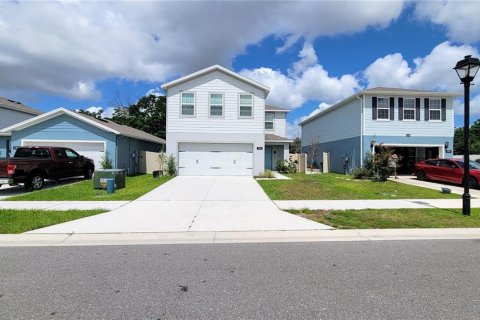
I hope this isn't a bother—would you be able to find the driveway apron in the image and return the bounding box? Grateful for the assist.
[30,176,330,233]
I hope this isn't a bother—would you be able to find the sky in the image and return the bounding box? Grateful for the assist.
[1,0,480,138]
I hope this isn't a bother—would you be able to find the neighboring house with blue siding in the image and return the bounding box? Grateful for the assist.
[0,108,165,175]
[300,87,459,174]
[0,97,43,157]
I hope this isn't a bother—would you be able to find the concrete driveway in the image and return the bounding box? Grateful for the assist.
[30,176,330,233]
[394,175,480,198]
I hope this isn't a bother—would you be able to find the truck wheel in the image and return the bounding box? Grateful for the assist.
[84,167,94,179]
[25,174,44,191]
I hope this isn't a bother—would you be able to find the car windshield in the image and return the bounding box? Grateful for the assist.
[456,160,480,169]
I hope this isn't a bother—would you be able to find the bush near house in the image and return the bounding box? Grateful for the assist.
[352,147,399,182]
[276,159,298,174]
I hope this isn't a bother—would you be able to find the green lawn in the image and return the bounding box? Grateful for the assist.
[290,208,480,229]
[0,209,105,233]
[258,173,461,200]
[5,174,172,201]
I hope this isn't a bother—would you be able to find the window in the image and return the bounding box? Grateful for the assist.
[14,148,51,159]
[265,112,274,130]
[239,94,253,117]
[377,97,389,119]
[209,93,223,117]
[55,149,66,159]
[181,92,195,116]
[403,98,415,120]
[65,149,79,159]
[430,99,441,120]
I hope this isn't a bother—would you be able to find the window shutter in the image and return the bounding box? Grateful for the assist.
[415,98,421,121]
[389,97,394,120]
[372,97,377,120]
[441,98,447,121]
[398,98,403,121]
[424,98,430,121]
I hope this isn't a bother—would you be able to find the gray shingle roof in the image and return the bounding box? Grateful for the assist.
[265,134,292,142]
[0,97,42,115]
[77,113,166,145]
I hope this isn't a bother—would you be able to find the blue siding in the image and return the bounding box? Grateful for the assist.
[301,98,361,147]
[363,135,453,159]
[0,136,9,157]
[11,114,117,165]
[363,94,454,138]
[302,136,361,174]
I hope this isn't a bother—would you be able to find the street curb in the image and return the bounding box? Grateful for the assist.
[0,228,479,247]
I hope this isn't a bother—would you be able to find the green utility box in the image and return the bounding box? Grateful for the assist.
[93,169,126,190]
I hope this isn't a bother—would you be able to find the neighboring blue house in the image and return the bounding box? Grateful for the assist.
[1,108,165,175]
[0,97,43,157]
[300,87,460,174]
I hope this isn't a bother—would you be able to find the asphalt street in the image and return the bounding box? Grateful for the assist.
[1,240,479,320]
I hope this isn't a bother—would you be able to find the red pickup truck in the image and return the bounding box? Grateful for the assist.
[0,146,95,191]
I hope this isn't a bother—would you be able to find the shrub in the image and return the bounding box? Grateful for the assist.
[257,170,275,178]
[352,148,395,182]
[100,150,113,169]
[167,155,176,176]
[276,159,298,174]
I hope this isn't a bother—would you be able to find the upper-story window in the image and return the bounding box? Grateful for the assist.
[209,93,224,117]
[181,92,195,116]
[429,99,441,121]
[377,97,389,120]
[265,112,274,130]
[239,94,253,117]
[403,98,415,120]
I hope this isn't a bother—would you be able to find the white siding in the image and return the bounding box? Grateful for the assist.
[301,98,362,146]
[165,69,266,175]
[271,112,287,137]
[166,70,265,134]
[363,94,454,137]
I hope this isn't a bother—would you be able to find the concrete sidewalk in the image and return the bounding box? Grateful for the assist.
[275,199,480,210]
[1,228,479,246]
[0,201,129,211]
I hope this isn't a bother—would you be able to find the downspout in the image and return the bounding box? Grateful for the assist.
[115,136,119,169]
[356,94,364,167]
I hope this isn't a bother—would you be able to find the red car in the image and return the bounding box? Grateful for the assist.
[413,158,480,188]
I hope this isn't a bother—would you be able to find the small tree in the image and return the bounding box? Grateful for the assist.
[167,155,176,176]
[309,138,320,172]
[100,150,113,169]
[289,137,301,154]
[157,151,167,174]
[371,146,395,182]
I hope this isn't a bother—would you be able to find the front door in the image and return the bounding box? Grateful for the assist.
[265,146,272,170]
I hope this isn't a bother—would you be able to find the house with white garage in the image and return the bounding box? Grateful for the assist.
[0,108,165,174]
[300,87,459,174]
[161,65,291,176]
[0,97,43,157]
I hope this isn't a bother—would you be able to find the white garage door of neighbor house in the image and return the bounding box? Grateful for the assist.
[178,143,253,176]
[21,140,105,169]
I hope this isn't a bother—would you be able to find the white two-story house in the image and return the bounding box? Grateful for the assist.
[162,65,291,176]
[300,87,459,174]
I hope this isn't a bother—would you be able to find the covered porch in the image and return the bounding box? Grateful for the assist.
[265,134,291,170]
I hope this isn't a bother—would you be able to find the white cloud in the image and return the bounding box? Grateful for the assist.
[415,0,480,43]
[0,1,404,100]
[364,41,480,93]
[145,87,164,97]
[241,43,361,109]
[80,106,115,118]
[453,95,480,118]
[364,41,480,120]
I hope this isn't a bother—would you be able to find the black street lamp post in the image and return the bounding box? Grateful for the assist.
[454,55,480,216]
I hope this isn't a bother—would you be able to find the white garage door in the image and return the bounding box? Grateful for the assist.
[22,140,105,169]
[178,143,253,176]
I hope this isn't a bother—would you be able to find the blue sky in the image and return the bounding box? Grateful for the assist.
[1,1,480,137]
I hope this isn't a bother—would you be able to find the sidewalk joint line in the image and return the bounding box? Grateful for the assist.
[187,177,215,231]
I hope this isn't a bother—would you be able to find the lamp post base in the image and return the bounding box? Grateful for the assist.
[462,193,471,216]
